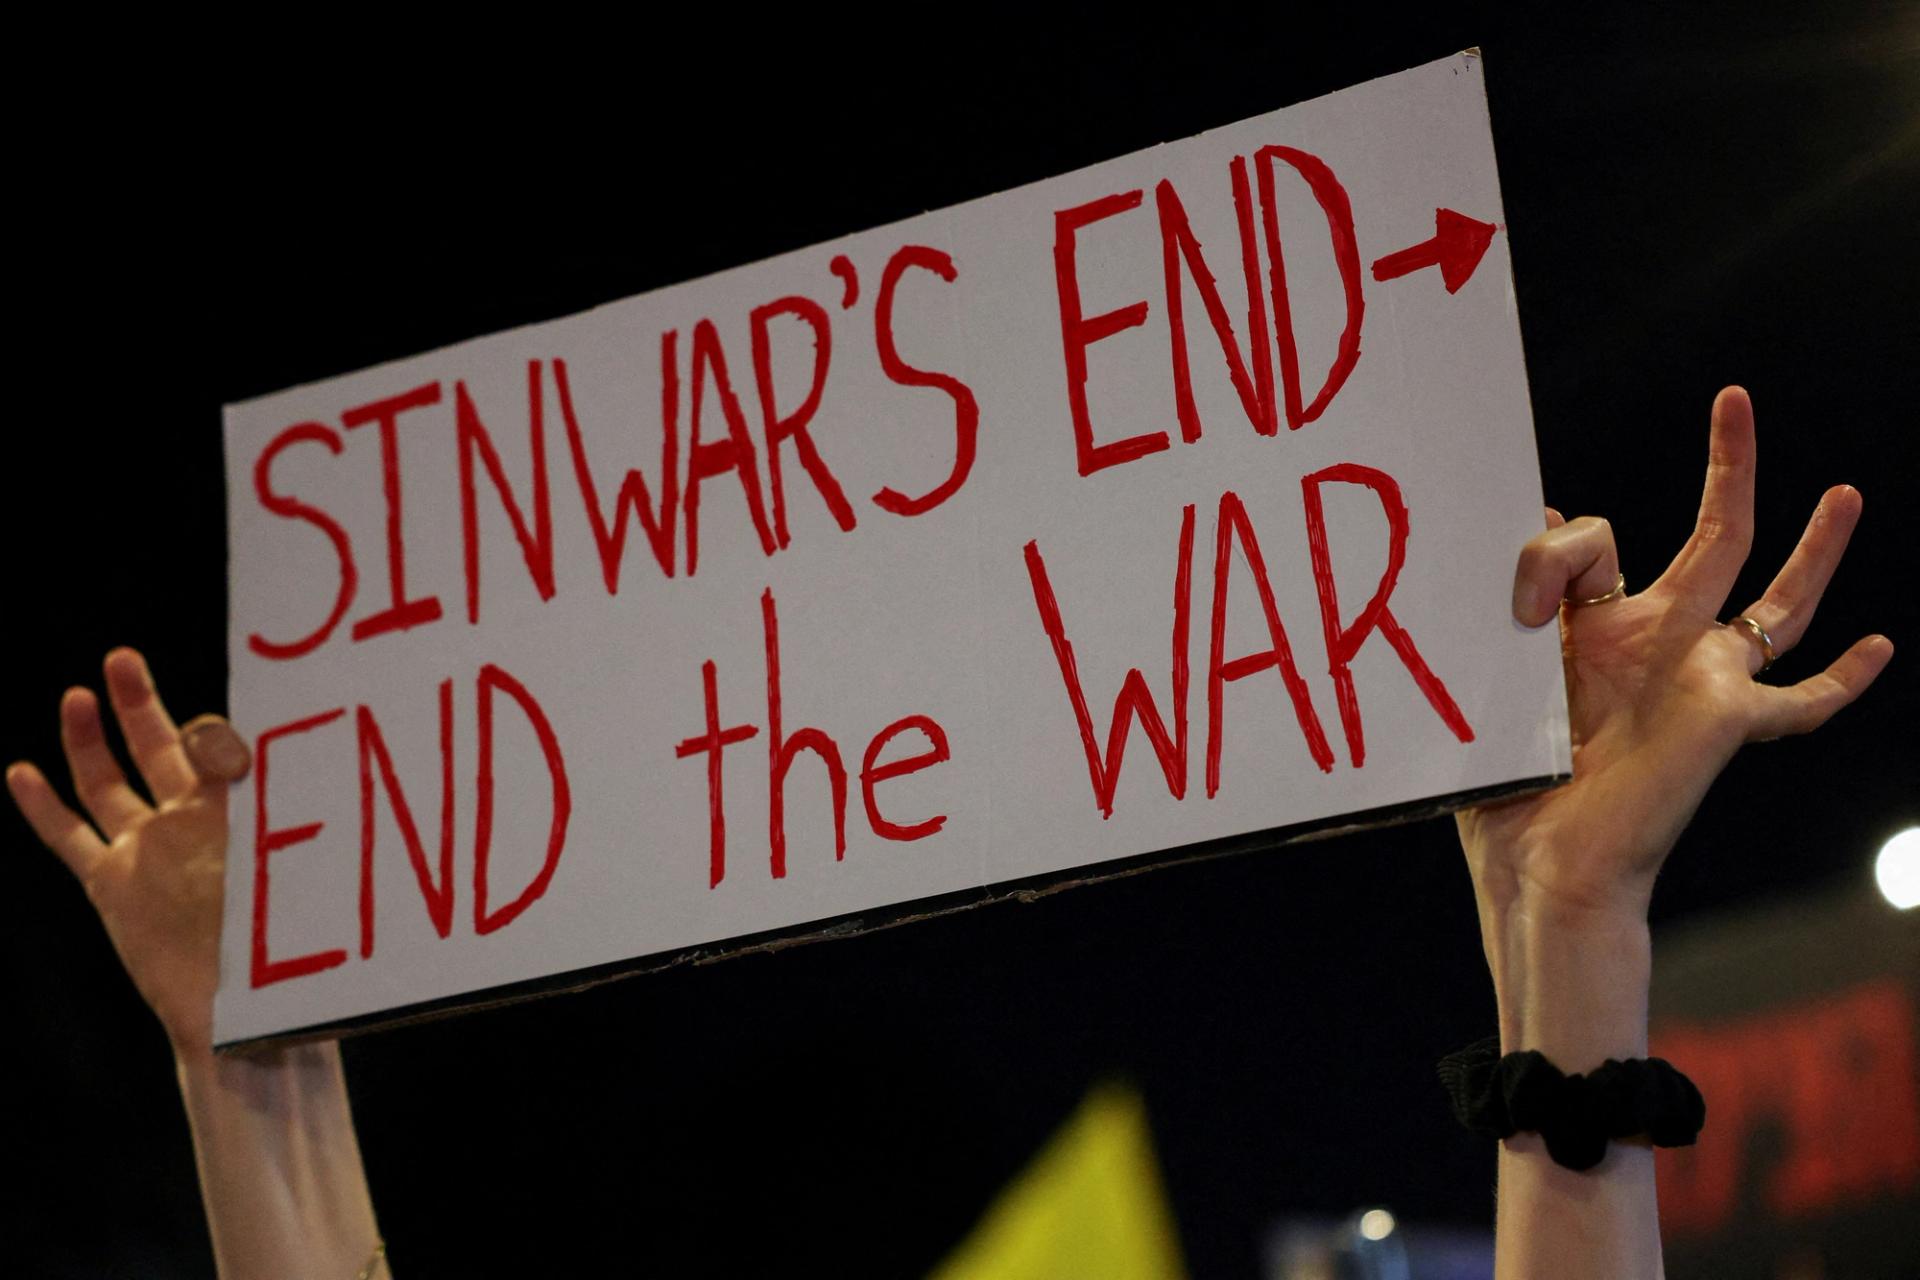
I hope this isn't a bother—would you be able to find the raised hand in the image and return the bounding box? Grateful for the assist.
[1458,386,1893,924]
[10,651,391,1276]
[1459,389,1893,1279]
[7,648,250,1054]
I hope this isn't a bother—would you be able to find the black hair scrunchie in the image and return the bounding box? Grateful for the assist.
[1437,1036,1706,1171]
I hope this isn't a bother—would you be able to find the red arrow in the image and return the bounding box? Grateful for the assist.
[1370,209,1499,293]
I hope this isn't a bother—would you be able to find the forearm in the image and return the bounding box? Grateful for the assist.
[174,1041,387,1280]
[1483,893,1662,1280]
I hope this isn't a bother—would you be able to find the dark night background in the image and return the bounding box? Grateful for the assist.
[5,4,1916,1276]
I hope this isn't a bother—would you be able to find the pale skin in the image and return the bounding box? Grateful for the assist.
[7,657,387,1279]
[1458,387,1891,1278]
[7,387,1891,1278]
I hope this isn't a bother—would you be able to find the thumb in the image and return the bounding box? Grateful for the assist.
[180,716,252,784]
[1511,516,1621,626]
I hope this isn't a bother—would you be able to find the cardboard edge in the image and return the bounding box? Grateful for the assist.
[217,772,1569,1052]
[220,51,1486,413]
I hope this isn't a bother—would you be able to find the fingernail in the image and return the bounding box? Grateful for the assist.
[187,726,249,775]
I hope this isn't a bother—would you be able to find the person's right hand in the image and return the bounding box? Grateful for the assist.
[7,648,250,1056]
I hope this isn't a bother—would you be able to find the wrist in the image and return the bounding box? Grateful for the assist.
[170,1037,381,1276]
[174,1037,347,1106]
[1484,893,1652,1071]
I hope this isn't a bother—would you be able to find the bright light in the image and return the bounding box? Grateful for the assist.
[1358,1208,1396,1241]
[1876,828,1920,909]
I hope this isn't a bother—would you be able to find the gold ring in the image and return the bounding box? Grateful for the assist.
[1728,615,1776,675]
[1570,572,1626,608]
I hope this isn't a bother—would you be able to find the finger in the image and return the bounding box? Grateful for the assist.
[180,715,253,788]
[1654,386,1756,610]
[1545,506,1567,530]
[1736,485,1862,656]
[1747,634,1894,741]
[1512,515,1621,626]
[60,687,150,837]
[103,648,198,803]
[6,760,110,883]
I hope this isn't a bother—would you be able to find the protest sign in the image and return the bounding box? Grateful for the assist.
[218,51,1569,1047]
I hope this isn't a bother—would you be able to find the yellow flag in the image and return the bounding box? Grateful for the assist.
[928,1082,1187,1280]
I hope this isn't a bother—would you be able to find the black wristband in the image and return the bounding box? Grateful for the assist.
[1437,1036,1706,1171]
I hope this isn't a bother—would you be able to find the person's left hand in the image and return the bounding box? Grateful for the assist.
[1457,387,1893,927]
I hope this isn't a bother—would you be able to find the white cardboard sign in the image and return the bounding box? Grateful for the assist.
[218,52,1569,1047]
